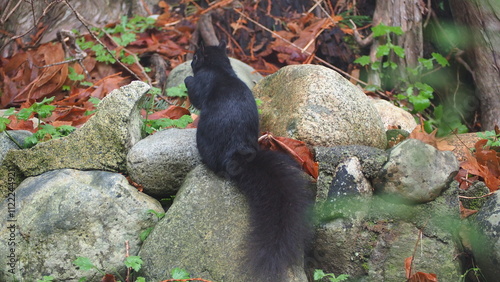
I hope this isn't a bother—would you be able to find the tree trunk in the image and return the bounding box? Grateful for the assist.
[368,0,424,86]
[450,0,500,130]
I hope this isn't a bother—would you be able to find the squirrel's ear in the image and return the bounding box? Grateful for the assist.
[199,41,205,52]
[218,40,227,49]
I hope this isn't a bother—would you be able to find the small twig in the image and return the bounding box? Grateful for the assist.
[125,241,130,282]
[407,229,423,280]
[350,19,373,47]
[3,130,23,149]
[459,192,496,200]
[200,0,237,15]
[1,0,23,24]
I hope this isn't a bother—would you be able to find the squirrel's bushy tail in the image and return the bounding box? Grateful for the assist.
[231,149,312,281]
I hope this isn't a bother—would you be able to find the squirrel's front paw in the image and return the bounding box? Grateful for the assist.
[184,76,194,86]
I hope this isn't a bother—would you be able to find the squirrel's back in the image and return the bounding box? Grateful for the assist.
[184,41,312,281]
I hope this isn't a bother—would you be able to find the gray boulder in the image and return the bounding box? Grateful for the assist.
[372,99,417,133]
[469,191,500,281]
[315,145,387,201]
[0,81,149,196]
[311,184,462,281]
[139,165,307,281]
[166,58,263,90]
[0,169,163,281]
[127,128,201,198]
[373,139,459,203]
[252,65,387,149]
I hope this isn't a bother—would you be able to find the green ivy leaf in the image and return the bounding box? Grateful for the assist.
[120,32,137,46]
[354,55,371,66]
[388,25,404,35]
[414,82,434,98]
[68,67,85,81]
[372,24,391,37]
[121,54,137,65]
[166,84,188,98]
[124,256,143,272]
[147,209,166,219]
[0,117,11,132]
[73,257,95,271]
[56,125,76,136]
[409,94,431,112]
[376,44,391,58]
[139,227,154,241]
[88,97,101,106]
[418,58,434,70]
[433,105,443,120]
[37,105,56,119]
[171,268,191,279]
[371,61,381,71]
[432,52,449,67]
[313,269,327,280]
[392,45,405,58]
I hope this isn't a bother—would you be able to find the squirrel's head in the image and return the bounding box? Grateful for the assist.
[191,40,231,74]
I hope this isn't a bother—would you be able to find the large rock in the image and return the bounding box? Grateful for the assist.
[310,185,462,281]
[1,81,149,183]
[315,145,387,201]
[166,58,263,90]
[127,128,201,198]
[469,191,500,281]
[373,139,459,203]
[252,65,387,148]
[372,99,417,133]
[0,169,163,281]
[139,165,307,281]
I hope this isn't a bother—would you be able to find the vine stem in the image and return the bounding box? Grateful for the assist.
[3,130,23,149]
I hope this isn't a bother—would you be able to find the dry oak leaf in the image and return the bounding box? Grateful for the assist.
[258,132,319,179]
[409,124,455,151]
[460,139,500,192]
[405,256,438,282]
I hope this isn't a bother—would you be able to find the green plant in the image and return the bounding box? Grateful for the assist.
[0,97,77,147]
[460,267,482,282]
[140,209,166,241]
[63,67,93,91]
[73,256,145,282]
[166,83,188,98]
[139,227,154,242]
[313,269,349,282]
[85,97,101,116]
[354,23,464,135]
[147,209,166,219]
[170,267,191,279]
[477,130,500,147]
[354,24,405,72]
[0,108,14,132]
[143,115,193,135]
[24,124,76,148]
[17,96,56,126]
[76,15,156,65]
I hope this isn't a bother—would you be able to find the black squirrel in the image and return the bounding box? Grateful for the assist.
[184,41,311,281]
